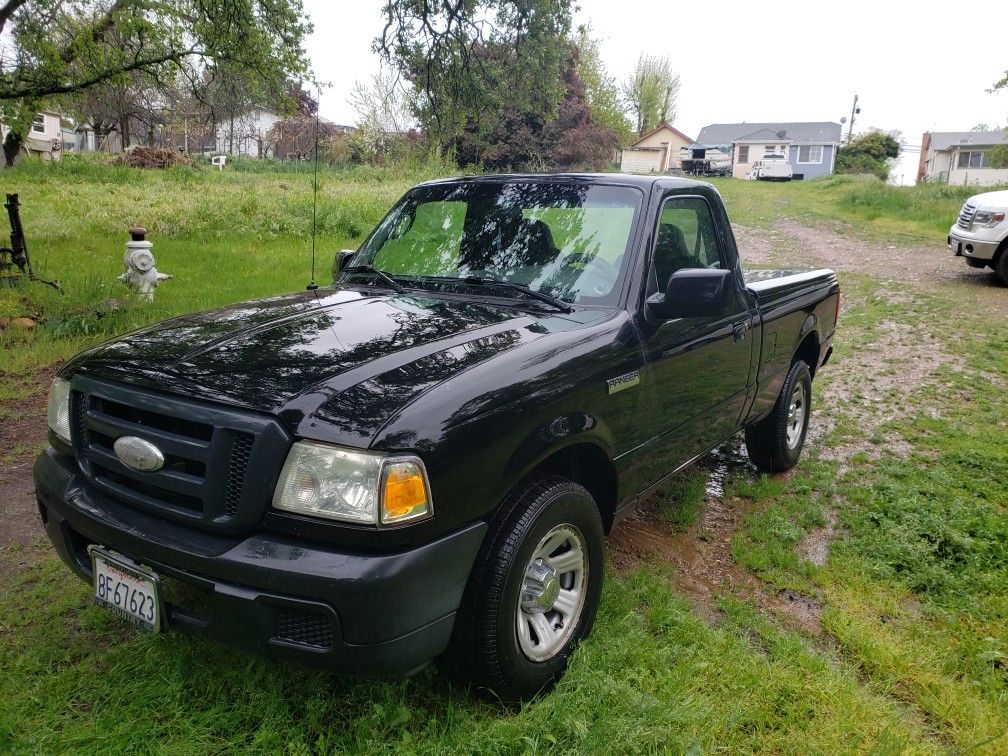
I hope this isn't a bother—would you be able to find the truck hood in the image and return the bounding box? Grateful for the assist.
[969,189,1008,208]
[66,287,591,445]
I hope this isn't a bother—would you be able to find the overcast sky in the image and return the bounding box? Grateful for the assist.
[304,0,1008,184]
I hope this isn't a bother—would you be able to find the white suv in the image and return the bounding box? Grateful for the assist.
[949,190,1008,285]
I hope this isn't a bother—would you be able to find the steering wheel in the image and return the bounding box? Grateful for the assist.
[561,252,617,279]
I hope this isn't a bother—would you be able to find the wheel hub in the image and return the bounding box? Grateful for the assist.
[515,525,588,662]
[521,558,560,612]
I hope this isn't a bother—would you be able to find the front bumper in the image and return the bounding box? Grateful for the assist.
[33,448,486,677]
[948,225,1002,262]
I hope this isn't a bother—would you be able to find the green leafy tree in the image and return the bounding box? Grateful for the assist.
[989,144,1008,169]
[835,130,901,181]
[622,54,680,136]
[0,0,312,166]
[375,0,573,157]
[573,25,631,146]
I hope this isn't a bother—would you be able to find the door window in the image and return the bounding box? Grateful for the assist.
[651,196,723,292]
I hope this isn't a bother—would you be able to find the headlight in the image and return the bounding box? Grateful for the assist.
[973,210,1005,227]
[272,441,432,526]
[47,377,72,445]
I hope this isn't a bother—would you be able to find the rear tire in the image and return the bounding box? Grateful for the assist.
[745,360,812,473]
[444,476,604,701]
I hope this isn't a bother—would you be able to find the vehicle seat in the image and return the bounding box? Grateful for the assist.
[654,224,697,291]
[511,218,559,267]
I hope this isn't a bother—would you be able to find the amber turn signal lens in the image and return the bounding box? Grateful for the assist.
[381,460,431,524]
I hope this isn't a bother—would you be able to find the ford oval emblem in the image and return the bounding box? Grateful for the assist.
[113,436,165,472]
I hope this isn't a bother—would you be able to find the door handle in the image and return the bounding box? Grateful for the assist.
[732,321,749,342]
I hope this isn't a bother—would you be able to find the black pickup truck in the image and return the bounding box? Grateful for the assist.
[35,174,838,699]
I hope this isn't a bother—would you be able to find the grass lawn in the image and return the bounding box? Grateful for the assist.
[1,159,1006,753]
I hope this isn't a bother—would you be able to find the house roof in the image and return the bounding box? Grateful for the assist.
[630,122,694,147]
[696,121,842,145]
[735,128,792,143]
[928,130,1008,151]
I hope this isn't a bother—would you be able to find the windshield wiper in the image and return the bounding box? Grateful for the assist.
[462,275,573,313]
[342,265,405,294]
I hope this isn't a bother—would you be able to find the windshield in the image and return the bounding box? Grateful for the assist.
[350,181,643,306]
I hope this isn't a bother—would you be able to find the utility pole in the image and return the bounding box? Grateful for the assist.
[847,94,860,142]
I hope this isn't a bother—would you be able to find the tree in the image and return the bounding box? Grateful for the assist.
[454,45,619,171]
[835,130,901,181]
[622,54,680,136]
[573,26,631,146]
[989,144,1008,169]
[0,0,312,166]
[375,0,573,155]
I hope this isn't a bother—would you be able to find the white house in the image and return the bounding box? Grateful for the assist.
[917,130,1008,186]
[695,122,842,179]
[620,123,694,174]
[0,110,63,160]
[214,108,284,157]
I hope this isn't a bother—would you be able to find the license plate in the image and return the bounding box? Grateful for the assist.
[88,546,161,632]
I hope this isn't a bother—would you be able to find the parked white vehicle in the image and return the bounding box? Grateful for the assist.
[755,154,793,181]
[948,190,1008,285]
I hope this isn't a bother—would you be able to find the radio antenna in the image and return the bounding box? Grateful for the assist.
[306,93,320,291]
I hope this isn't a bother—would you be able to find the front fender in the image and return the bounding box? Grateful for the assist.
[504,413,616,483]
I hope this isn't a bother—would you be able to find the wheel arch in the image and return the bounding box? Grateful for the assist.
[793,327,822,378]
[505,439,620,534]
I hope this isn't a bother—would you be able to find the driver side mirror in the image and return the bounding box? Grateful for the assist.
[646,268,733,321]
[333,249,356,280]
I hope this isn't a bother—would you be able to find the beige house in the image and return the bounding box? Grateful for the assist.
[620,123,694,174]
[731,129,792,178]
[917,130,1008,186]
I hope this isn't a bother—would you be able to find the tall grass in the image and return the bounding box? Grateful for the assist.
[4,155,438,243]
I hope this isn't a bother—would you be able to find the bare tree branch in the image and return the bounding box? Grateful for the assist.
[0,0,29,34]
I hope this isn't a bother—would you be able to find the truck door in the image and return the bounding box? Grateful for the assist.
[639,193,753,473]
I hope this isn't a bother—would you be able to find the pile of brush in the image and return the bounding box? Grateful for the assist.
[117,147,195,169]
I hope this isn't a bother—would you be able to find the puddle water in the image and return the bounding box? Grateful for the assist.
[698,436,758,501]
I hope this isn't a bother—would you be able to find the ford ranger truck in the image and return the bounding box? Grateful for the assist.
[948,189,1008,285]
[34,174,839,700]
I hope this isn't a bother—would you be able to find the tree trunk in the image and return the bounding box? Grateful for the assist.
[3,130,24,167]
[120,116,130,150]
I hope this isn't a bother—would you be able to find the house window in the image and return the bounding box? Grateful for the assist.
[797,145,823,164]
[957,151,989,169]
[31,114,45,134]
[738,145,749,163]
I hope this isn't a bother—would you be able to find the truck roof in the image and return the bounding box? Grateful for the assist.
[416,173,715,192]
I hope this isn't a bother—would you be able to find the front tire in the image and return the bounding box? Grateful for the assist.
[445,476,604,700]
[995,248,1008,286]
[745,360,812,472]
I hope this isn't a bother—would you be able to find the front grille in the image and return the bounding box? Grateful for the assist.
[957,202,977,229]
[225,433,254,516]
[70,376,290,532]
[274,608,335,648]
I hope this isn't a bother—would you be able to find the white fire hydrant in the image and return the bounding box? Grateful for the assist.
[119,227,172,301]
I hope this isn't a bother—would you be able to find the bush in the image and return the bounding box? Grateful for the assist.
[989,144,1008,169]
[835,130,901,182]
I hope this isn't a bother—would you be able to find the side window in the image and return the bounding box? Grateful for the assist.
[651,196,723,292]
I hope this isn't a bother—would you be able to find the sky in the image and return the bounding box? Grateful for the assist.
[304,0,1008,184]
